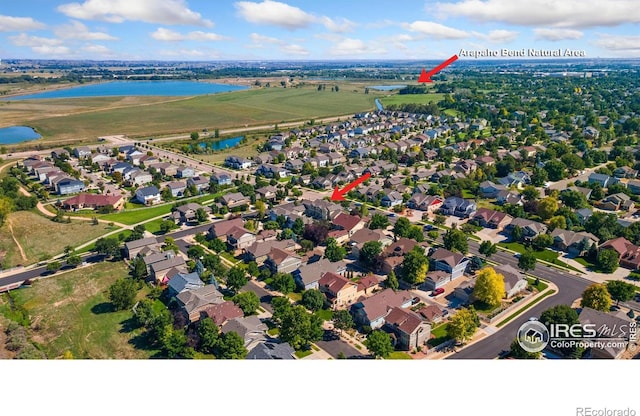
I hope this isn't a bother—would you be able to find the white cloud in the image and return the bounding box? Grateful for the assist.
[58,0,213,27]
[151,27,225,42]
[534,28,584,41]
[250,32,281,45]
[320,17,356,33]
[235,0,314,29]
[159,49,214,58]
[32,45,72,55]
[473,29,519,43]
[436,0,640,28]
[282,44,309,55]
[9,34,71,56]
[329,38,386,56]
[0,15,46,32]
[403,21,470,39]
[593,34,640,51]
[82,44,114,56]
[54,20,117,40]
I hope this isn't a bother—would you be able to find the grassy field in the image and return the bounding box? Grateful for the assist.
[387,351,413,359]
[380,93,445,106]
[427,323,452,347]
[5,261,155,358]
[100,204,174,225]
[499,242,582,273]
[0,211,120,267]
[9,85,380,144]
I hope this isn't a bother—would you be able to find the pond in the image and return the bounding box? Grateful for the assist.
[195,136,244,151]
[368,85,407,91]
[0,126,42,144]
[6,80,249,100]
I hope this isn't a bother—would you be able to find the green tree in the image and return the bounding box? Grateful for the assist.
[386,269,399,291]
[511,225,524,242]
[393,217,412,239]
[559,190,588,209]
[301,289,325,312]
[399,245,429,285]
[226,266,248,293]
[509,339,541,359]
[369,213,390,230]
[447,307,480,344]
[478,240,497,258]
[197,317,219,355]
[46,261,61,273]
[605,280,636,306]
[531,167,548,187]
[332,309,354,334]
[597,249,619,274]
[108,278,137,311]
[518,249,537,273]
[522,186,540,202]
[580,283,612,312]
[195,208,208,223]
[94,237,121,258]
[271,296,293,325]
[271,272,295,294]
[66,253,82,268]
[254,200,266,219]
[215,331,248,359]
[537,197,558,221]
[433,214,446,226]
[539,304,584,358]
[473,267,505,307]
[279,305,323,350]
[209,238,226,253]
[443,228,468,253]
[325,237,346,262]
[160,326,192,358]
[159,219,177,234]
[190,131,200,140]
[531,233,554,250]
[364,330,394,359]
[547,216,567,232]
[233,291,260,315]
[359,240,383,268]
[543,159,566,181]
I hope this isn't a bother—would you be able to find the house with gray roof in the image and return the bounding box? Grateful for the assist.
[246,341,295,359]
[293,258,347,291]
[175,285,225,323]
[221,316,268,351]
[168,272,204,296]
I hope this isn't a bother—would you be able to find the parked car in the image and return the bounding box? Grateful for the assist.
[423,224,434,231]
[431,288,445,297]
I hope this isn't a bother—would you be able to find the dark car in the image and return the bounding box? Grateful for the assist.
[423,224,434,231]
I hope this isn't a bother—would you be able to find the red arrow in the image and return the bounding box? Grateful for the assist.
[331,173,371,201]
[418,54,458,83]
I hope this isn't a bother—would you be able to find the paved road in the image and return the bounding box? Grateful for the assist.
[316,330,366,359]
[242,280,274,314]
[448,240,591,359]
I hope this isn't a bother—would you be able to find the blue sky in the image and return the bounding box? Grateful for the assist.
[0,0,639,60]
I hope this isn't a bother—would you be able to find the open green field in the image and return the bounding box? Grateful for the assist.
[101,204,174,225]
[2,261,155,358]
[380,93,445,106]
[0,211,120,267]
[9,85,380,144]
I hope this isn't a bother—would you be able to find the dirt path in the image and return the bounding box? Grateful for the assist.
[7,219,27,262]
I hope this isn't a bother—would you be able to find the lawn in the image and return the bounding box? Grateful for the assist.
[472,300,501,315]
[21,85,380,143]
[3,261,155,358]
[379,93,445,106]
[0,211,121,267]
[295,349,313,359]
[387,351,413,359]
[315,309,333,321]
[496,290,556,328]
[100,204,174,225]
[287,292,303,302]
[498,242,582,273]
[427,323,452,347]
[526,277,549,292]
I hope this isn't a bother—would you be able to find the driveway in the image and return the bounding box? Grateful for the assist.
[315,330,366,359]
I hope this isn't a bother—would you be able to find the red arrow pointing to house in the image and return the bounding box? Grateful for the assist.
[418,54,458,83]
[331,173,371,201]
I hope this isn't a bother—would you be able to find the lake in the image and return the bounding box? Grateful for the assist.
[368,85,407,91]
[196,136,244,151]
[0,126,42,144]
[8,80,249,100]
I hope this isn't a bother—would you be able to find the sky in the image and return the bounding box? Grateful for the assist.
[0,0,639,61]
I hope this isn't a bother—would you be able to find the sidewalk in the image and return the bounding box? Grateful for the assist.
[559,255,638,286]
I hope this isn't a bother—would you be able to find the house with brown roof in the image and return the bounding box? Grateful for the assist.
[318,272,359,310]
[352,288,414,330]
[417,304,444,324]
[209,218,245,242]
[421,270,451,291]
[578,307,633,359]
[293,258,347,290]
[551,229,599,256]
[221,316,268,351]
[495,264,529,298]
[62,193,124,211]
[220,192,249,208]
[175,285,225,323]
[332,213,366,239]
[504,218,548,241]
[384,307,431,351]
[265,247,302,274]
[350,228,393,258]
[226,226,256,251]
[357,275,380,297]
[471,208,513,231]
[124,237,160,260]
[599,237,640,270]
[244,239,299,265]
[150,256,187,282]
[203,301,244,326]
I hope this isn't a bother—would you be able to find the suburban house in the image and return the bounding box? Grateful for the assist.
[203,301,244,326]
[61,193,124,211]
[383,307,431,351]
[408,194,444,212]
[73,146,92,159]
[226,226,257,251]
[187,176,209,193]
[247,341,295,359]
[454,280,476,304]
[478,181,508,198]
[175,285,225,323]
[124,237,160,260]
[303,199,343,221]
[225,156,252,170]
[628,180,640,195]
[599,237,640,270]
[352,289,414,330]
[244,239,299,266]
[256,186,278,201]
[551,229,599,256]
[599,193,634,212]
[150,256,187,282]
[440,197,477,218]
[578,307,633,359]
[588,173,614,188]
[331,213,365,240]
[56,178,85,195]
[211,174,232,186]
[318,272,359,310]
[167,272,204,296]
[357,275,380,296]
[417,304,444,324]
[221,316,268,351]
[381,191,403,208]
[265,247,302,274]
[209,218,245,242]
[220,192,250,208]
[135,186,161,205]
[167,181,187,198]
[350,228,393,258]
[176,166,195,178]
[504,218,548,241]
[494,264,529,298]
[293,258,347,291]
[471,208,513,231]
[429,248,469,281]
[172,203,211,224]
[576,208,593,225]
